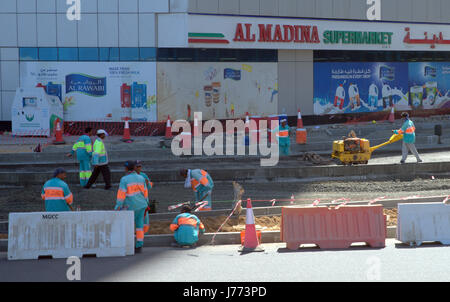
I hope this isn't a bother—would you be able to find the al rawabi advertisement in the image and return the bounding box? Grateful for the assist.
[20,62,157,122]
[314,62,410,115]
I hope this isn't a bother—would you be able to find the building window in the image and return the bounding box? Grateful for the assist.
[120,48,139,61]
[19,48,38,61]
[58,48,78,61]
[79,48,99,61]
[99,48,119,61]
[38,48,58,61]
[139,48,157,61]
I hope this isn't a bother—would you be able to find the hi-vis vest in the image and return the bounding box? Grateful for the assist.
[116,172,149,211]
[71,135,92,161]
[394,119,416,144]
[274,125,290,140]
[190,169,210,192]
[41,177,73,212]
[92,138,108,165]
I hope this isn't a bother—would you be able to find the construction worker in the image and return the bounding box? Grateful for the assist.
[170,204,205,248]
[84,129,112,190]
[393,112,423,164]
[115,161,149,253]
[180,168,214,211]
[273,119,291,156]
[66,127,93,187]
[41,168,74,212]
[135,160,153,234]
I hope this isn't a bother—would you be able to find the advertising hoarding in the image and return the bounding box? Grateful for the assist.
[313,62,409,115]
[157,62,278,121]
[20,62,157,122]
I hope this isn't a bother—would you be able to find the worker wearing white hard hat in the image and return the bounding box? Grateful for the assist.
[272,119,291,156]
[84,129,112,190]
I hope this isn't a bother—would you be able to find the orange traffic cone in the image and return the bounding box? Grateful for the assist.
[296,108,307,144]
[239,199,264,253]
[121,119,133,142]
[193,113,199,136]
[297,109,304,128]
[388,107,395,123]
[53,118,65,145]
[165,115,173,139]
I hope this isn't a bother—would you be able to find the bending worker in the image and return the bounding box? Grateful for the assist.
[41,168,74,212]
[84,129,112,190]
[170,204,205,248]
[115,161,149,253]
[272,119,291,156]
[393,112,423,164]
[180,168,214,211]
[135,160,153,234]
[66,127,93,187]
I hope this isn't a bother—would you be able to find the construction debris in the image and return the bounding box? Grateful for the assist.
[297,152,333,165]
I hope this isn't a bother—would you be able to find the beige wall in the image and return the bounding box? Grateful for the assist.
[278,50,314,116]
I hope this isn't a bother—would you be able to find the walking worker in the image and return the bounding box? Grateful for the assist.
[273,119,291,156]
[41,168,74,212]
[135,160,153,234]
[170,204,205,248]
[115,161,149,253]
[393,112,423,164]
[180,168,214,211]
[66,127,93,187]
[84,129,112,190]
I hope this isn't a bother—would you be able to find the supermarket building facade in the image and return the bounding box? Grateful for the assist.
[1,0,450,132]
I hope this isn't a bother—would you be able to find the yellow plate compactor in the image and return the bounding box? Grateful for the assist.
[331,133,403,165]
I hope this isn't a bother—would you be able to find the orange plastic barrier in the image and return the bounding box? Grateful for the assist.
[281,204,386,250]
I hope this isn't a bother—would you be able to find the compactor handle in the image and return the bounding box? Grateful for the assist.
[370,133,403,153]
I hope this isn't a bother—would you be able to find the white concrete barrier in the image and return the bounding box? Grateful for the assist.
[8,211,135,260]
[397,202,450,246]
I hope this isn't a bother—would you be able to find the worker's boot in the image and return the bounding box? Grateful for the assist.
[135,241,143,253]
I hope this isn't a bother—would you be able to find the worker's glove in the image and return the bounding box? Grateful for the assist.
[114,202,124,211]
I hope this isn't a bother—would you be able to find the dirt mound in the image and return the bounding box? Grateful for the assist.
[149,209,397,235]
[385,208,397,226]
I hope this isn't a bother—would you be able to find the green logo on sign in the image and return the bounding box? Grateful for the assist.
[25,114,35,122]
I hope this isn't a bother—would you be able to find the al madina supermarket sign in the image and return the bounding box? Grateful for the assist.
[180,14,450,51]
[231,23,393,46]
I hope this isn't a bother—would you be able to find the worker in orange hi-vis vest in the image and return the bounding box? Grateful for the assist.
[170,204,205,248]
[135,160,153,234]
[115,161,149,253]
[393,112,423,164]
[41,168,74,212]
[180,168,214,211]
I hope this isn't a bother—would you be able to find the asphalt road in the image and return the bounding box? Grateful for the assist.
[1,239,449,282]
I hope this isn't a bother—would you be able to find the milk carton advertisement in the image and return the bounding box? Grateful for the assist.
[314,62,409,115]
[408,62,450,110]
